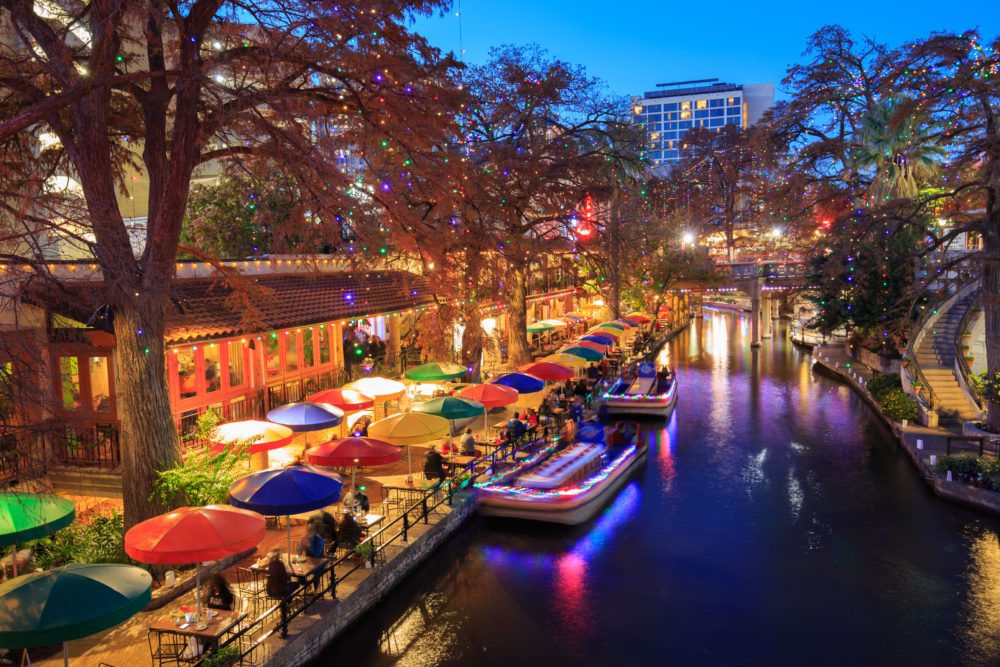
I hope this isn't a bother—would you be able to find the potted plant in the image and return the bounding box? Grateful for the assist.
[965,355,975,364]
[355,541,374,568]
[912,381,924,394]
[202,646,239,667]
[962,330,973,339]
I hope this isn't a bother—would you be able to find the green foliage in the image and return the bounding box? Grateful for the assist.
[181,170,303,259]
[866,373,902,402]
[936,455,983,482]
[878,389,920,422]
[354,541,374,559]
[33,512,129,569]
[201,646,240,667]
[153,410,250,508]
[979,372,1000,403]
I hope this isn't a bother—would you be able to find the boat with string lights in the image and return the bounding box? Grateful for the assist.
[476,422,645,525]
[599,360,677,418]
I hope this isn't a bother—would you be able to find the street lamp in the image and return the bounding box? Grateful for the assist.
[682,231,694,246]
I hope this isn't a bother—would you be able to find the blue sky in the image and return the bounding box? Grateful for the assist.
[412,1,1000,99]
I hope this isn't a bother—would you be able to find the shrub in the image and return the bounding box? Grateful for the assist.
[866,373,902,401]
[937,456,985,485]
[981,459,1000,493]
[980,372,1000,403]
[878,389,920,422]
[33,511,129,569]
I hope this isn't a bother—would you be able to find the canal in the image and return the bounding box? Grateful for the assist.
[322,309,1000,666]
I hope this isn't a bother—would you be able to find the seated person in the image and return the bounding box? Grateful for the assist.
[297,523,325,559]
[423,448,445,479]
[338,513,363,550]
[355,486,371,514]
[440,437,456,456]
[460,428,479,456]
[204,573,235,611]
[265,550,297,599]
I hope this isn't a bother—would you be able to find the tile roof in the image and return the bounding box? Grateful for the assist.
[33,271,435,345]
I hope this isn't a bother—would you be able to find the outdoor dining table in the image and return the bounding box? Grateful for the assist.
[148,609,245,665]
[249,554,327,584]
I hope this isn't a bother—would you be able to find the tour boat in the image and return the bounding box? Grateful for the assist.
[599,361,677,418]
[476,423,646,525]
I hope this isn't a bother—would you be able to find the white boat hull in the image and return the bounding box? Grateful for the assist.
[478,446,646,525]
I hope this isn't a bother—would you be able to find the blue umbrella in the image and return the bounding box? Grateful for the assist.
[266,402,344,432]
[581,334,616,345]
[230,465,343,555]
[488,372,544,394]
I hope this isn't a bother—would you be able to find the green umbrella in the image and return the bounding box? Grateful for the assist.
[0,563,152,665]
[559,346,604,362]
[526,321,556,333]
[412,396,485,421]
[404,361,468,382]
[594,322,626,331]
[0,493,75,547]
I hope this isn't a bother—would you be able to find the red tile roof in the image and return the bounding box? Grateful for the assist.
[32,271,435,345]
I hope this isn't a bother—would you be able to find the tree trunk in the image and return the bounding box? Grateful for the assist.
[505,264,532,367]
[608,208,622,319]
[984,110,1000,433]
[460,303,483,381]
[113,294,180,528]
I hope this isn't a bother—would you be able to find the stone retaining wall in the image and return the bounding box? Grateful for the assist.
[266,495,479,666]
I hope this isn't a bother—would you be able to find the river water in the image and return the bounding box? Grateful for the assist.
[321,309,1000,666]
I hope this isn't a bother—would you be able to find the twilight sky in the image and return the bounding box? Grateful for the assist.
[411,1,1000,99]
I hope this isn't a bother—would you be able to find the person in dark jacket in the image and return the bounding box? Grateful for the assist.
[266,550,296,599]
[423,448,445,480]
[204,573,234,611]
[338,513,363,549]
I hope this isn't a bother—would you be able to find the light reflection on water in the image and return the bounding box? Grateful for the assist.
[321,311,1000,667]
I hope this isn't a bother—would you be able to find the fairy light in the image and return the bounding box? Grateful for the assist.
[478,445,638,501]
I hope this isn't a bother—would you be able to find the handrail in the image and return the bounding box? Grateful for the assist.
[955,293,985,411]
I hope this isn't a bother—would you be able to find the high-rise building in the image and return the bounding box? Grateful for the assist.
[631,78,774,170]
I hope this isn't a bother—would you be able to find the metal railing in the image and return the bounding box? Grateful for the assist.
[51,423,121,468]
[955,293,985,411]
[222,434,545,665]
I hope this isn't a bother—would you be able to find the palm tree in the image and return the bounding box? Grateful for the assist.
[852,96,944,202]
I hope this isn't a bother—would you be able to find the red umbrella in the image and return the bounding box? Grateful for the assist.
[306,437,402,491]
[458,383,519,409]
[518,361,575,382]
[621,316,647,325]
[305,437,401,468]
[306,388,375,413]
[125,505,265,620]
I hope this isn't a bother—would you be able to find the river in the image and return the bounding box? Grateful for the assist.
[320,309,1000,666]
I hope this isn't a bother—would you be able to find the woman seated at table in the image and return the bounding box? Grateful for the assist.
[204,573,234,611]
[338,513,363,551]
[265,550,297,599]
[297,523,325,559]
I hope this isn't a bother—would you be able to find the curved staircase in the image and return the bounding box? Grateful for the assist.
[914,291,982,424]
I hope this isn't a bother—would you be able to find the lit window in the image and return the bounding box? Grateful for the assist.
[227,341,245,387]
[60,357,81,411]
[204,344,221,393]
[303,329,315,368]
[728,97,736,105]
[89,356,111,411]
[681,101,691,111]
[680,111,691,121]
[696,99,707,110]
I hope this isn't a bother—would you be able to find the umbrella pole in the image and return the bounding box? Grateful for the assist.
[11,542,16,577]
[63,642,68,667]
[406,445,412,485]
[286,516,293,559]
[195,563,202,622]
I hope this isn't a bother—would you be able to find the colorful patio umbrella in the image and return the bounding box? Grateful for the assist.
[563,340,608,353]
[267,402,344,432]
[413,396,485,421]
[125,505,265,620]
[626,312,654,323]
[229,466,343,559]
[367,412,450,446]
[488,372,544,394]
[611,319,637,328]
[539,353,588,369]
[539,319,568,329]
[526,321,556,333]
[457,383,519,409]
[581,334,616,345]
[586,327,620,339]
[307,388,375,413]
[0,493,74,548]
[619,316,646,326]
[404,361,468,382]
[559,315,585,322]
[0,563,152,665]
[368,412,450,480]
[306,437,401,491]
[344,377,407,401]
[593,322,626,331]
[517,361,575,382]
[560,346,604,362]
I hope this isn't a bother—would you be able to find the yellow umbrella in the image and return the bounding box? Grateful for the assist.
[368,412,450,481]
[540,319,568,329]
[540,353,587,369]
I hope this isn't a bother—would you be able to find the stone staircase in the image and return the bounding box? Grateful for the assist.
[48,467,123,499]
[914,291,982,424]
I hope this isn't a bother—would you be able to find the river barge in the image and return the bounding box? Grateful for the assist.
[599,361,677,418]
